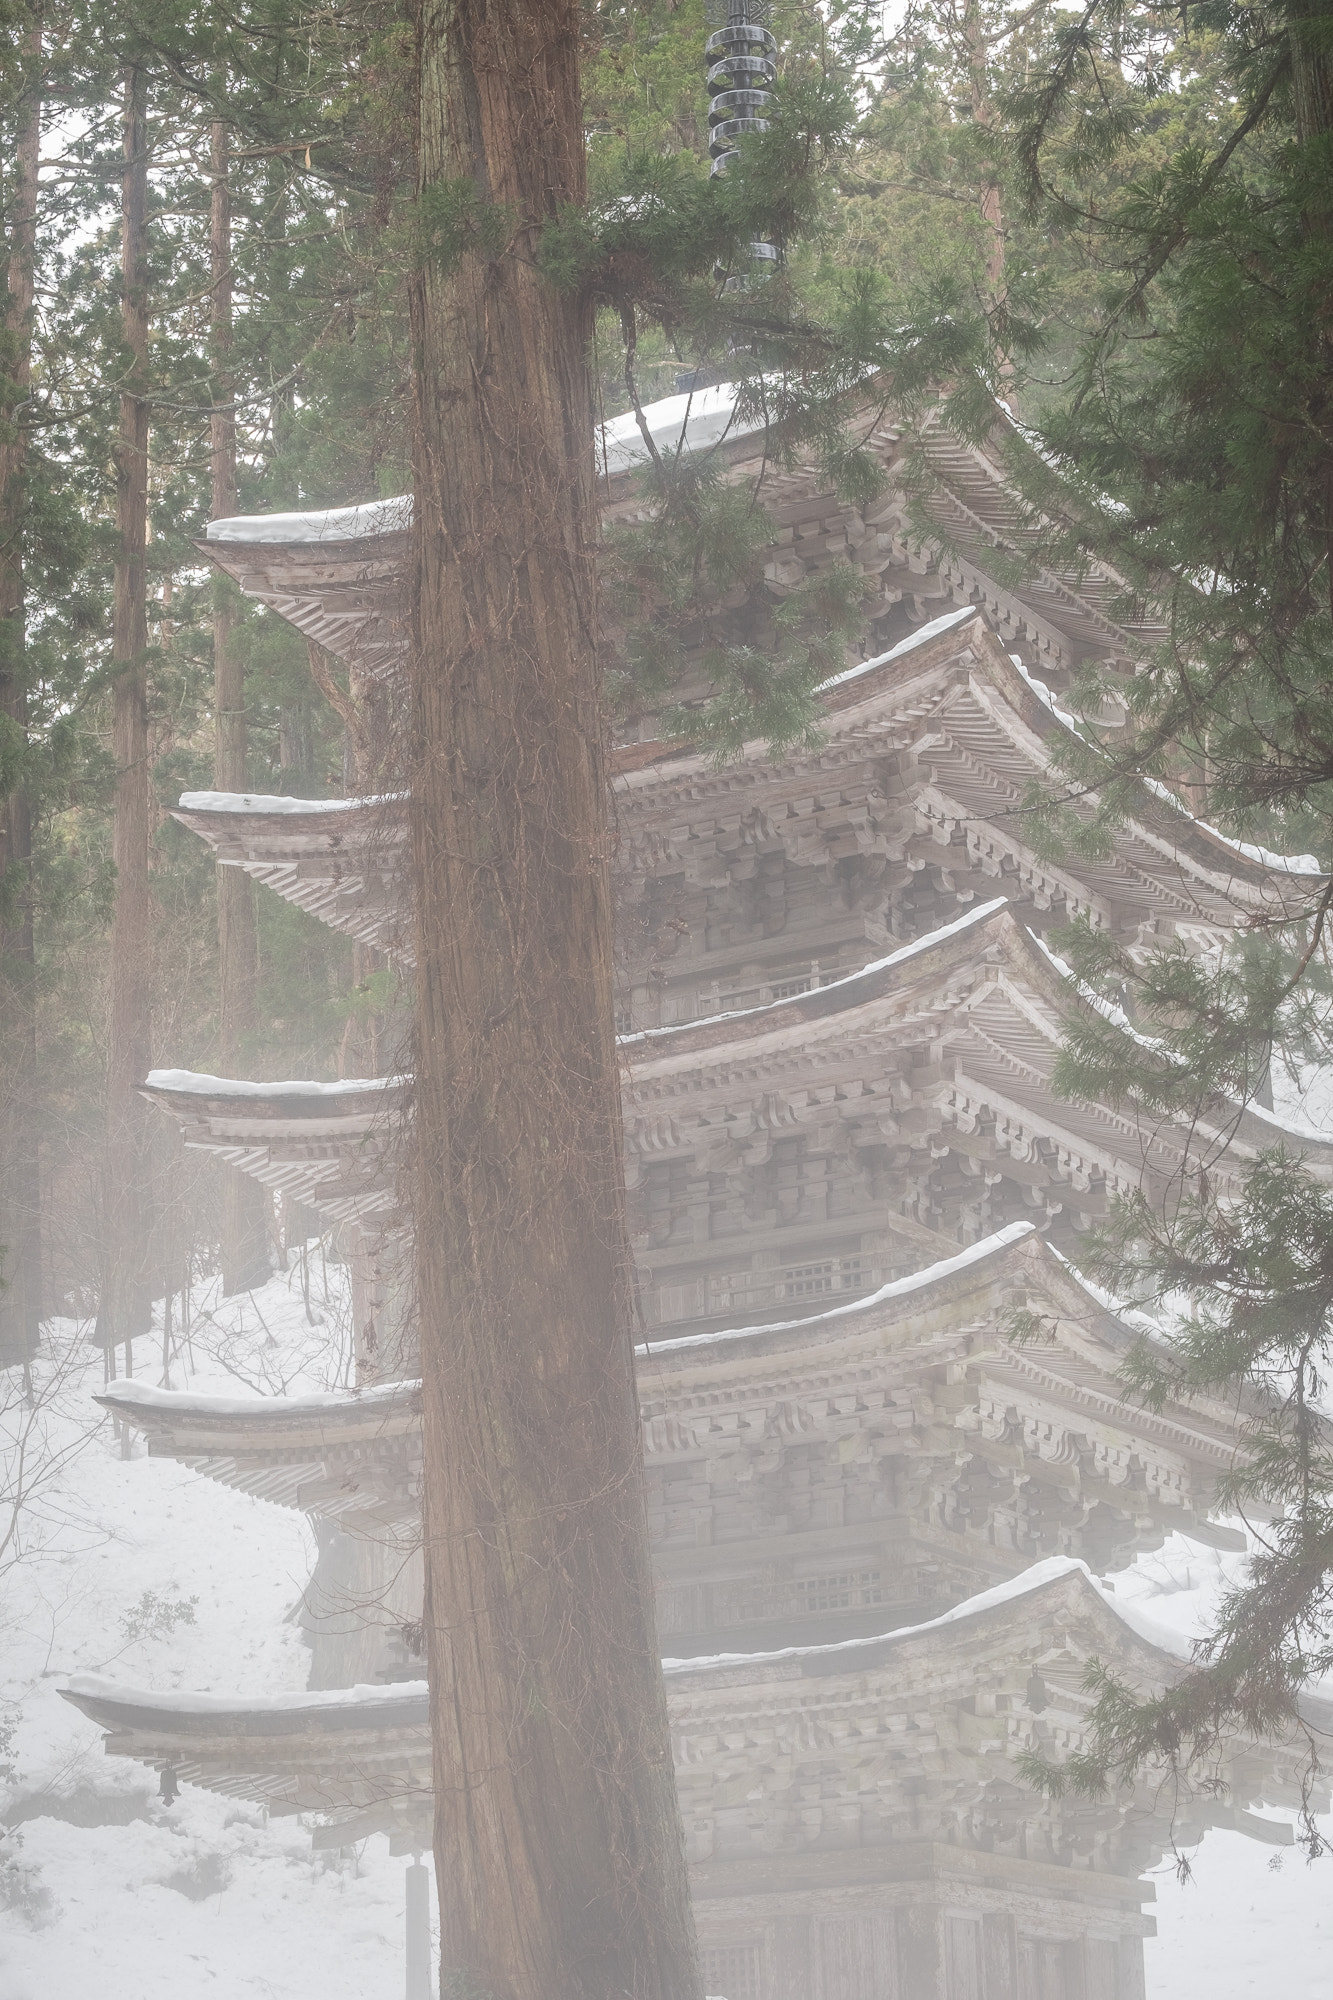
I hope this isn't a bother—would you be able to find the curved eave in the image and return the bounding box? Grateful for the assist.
[624,900,1333,1174]
[139,1073,407,1128]
[62,1678,429,1738]
[95,1378,420,1449]
[638,1223,1251,1474]
[614,612,1319,915]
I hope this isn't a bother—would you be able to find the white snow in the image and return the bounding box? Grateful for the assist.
[144,1069,400,1100]
[817,604,981,690]
[63,1674,426,1719]
[642,1220,1036,1353]
[620,895,1011,1045]
[599,382,756,476]
[6,1269,1332,1998]
[96,1378,413,1419]
[203,386,761,545]
[0,1263,430,2000]
[176,790,404,815]
[1140,775,1323,878]
[205,494,414,544]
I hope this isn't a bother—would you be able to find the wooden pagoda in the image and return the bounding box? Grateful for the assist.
[66,390,1331,2000]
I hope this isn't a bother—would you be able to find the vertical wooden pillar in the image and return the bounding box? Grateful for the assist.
[406,1854,432,2000]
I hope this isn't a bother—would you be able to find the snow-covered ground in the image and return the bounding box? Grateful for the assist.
[0,1262,423,2000]
[2,1263,1330,1999]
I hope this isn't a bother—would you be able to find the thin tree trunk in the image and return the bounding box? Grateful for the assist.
[410,3,700,1995]
[961,0,1008,342]
[0,11,41,1372]
[210,116,268,1296]
[102,62,153,1371]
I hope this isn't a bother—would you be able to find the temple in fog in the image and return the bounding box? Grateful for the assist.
[65,387,1332,2000]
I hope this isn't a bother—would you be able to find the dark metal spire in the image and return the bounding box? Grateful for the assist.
[705,0,779,284]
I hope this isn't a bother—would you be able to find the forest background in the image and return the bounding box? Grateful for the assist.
[3,0,1333,1871]
[0,0,1255,1365]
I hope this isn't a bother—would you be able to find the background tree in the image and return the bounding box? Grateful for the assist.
[0,6,42,1374]
[935,0,1333,1831]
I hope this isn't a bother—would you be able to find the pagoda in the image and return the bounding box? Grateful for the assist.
[66,389,1331,2000]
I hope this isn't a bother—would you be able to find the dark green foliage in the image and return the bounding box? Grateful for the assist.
[949,0,1333,1818]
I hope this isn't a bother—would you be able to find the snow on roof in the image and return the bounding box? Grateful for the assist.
[621,895,1011,1047]
[818,604,981,692]
[63,1674,428,1719]
[643,1220,1037,1355]
[1029,931,1333,1150]
[176,791,404,815]
[143,1069,401,1100]
[202,388,763,545]
[599,381,759,477]
[1006,652,1322,881]
[205,495,413,546]
[61,1558,1184,1724]
[96,1379,415,1420]
[661,1555,1191,1675]
[1140,775,1322,877]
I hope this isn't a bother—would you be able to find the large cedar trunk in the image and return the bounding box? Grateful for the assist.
[409,1,700,1995]
[210,118,269,1296]
[0,17,41,1371]
[101,63,153,1368]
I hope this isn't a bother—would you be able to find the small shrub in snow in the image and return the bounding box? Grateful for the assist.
[119,1589,199,1644]
[0,1830,55,1927]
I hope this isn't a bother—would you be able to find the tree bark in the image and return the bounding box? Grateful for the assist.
[102,62,153,1370]
[0,11,41,1372]
[210,116,268,1297]
[961,0,1008,333]
[409,1,700,1995]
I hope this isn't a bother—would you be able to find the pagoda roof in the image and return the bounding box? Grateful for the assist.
[138,1070,406,1224]
[614,609,1319,941]
[913,406,1168,671]
[95,1376,420,1522]
[168,611,1318,966]
[139,903,1333,1226]
[97,1222,1250,1558]
[63,1559,1320,1860]
[198,386,1179,694]
[169,792,408,956]
[621,897,1333,1207]
[639,1219,1251,1489]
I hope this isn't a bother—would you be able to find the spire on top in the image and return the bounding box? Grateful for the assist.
[705,0,779,287]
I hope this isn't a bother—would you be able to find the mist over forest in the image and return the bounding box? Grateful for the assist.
[4,1,1333,1996]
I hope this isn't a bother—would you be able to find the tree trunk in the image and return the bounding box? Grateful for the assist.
[210,116,268,1296]
[961,0,1007,327]
[409,1,700,1995]
[102,62,153,1370]
[0,12,41,1373]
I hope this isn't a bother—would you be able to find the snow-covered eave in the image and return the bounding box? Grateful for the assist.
[95,1378,419,1424]
[204,494,414,546]
[59,1560,1185,1737]
[1019,931,1333,1161]
[620,895,1014,1055]
[174,790,406,819]
[142,1069,406,1110]
[1005,654,1323,893]
[613,611,1321,900]
[201,388,764,548]
[612,607,989,784]
[644,1222,1038,1357]
[61,1675,429,1732]
[663,1557,1190,1680]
